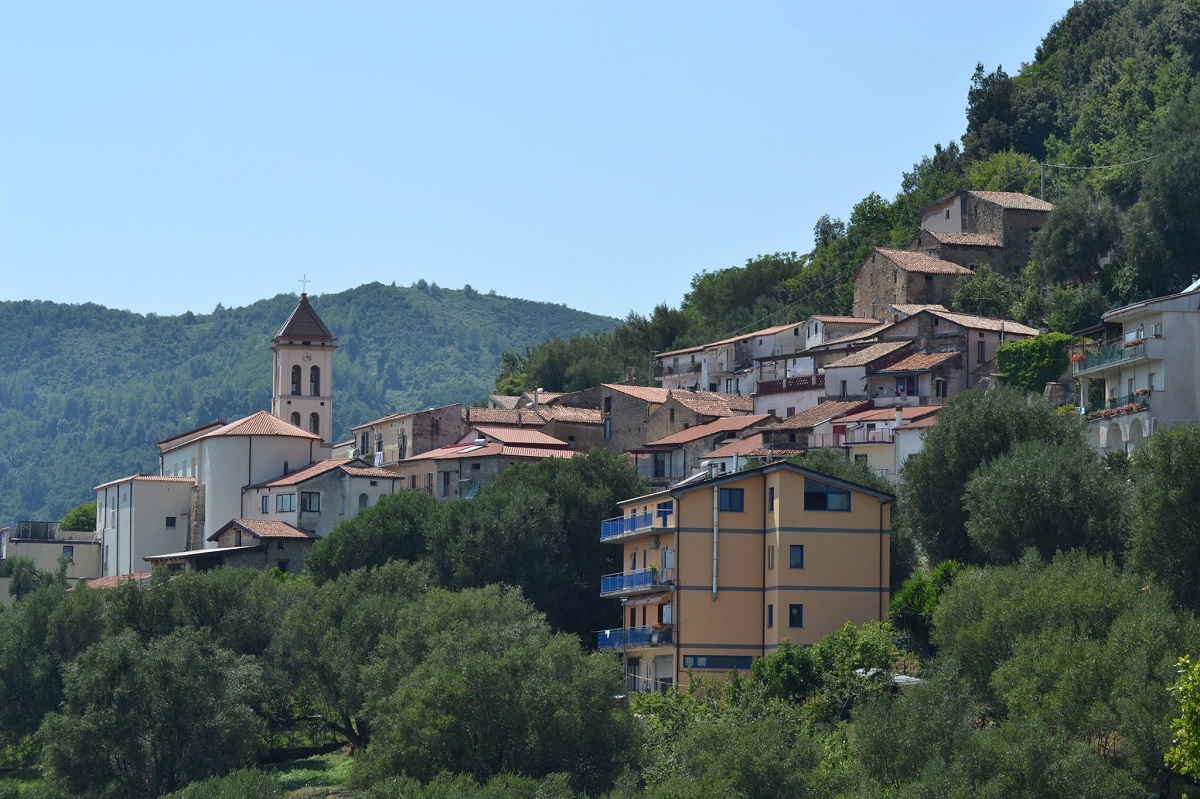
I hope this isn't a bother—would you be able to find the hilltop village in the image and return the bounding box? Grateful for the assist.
[7,188,1199,698]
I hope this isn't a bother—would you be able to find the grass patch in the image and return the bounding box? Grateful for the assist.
[268,753,353,791]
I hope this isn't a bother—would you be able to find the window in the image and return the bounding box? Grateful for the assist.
[277,560,290,574]
[309,413,320,436]
[669,408,675,423]
[977,341,985,363]
[261,496,270,514]
[310,365,321,396]
[768,486,775,511]
[603,397,612,414]
[804,479,851,511]
[767,604,774,628]
[441,471,451,498]
[1148,373,1155,390]
[789,604,804,628]
[290,365,301,395]
[62,545,74,562]
[165,516,176,528]
[291,412,300,426]
[935,378,947,399]
[718,487,744,512]
[683,655,753,670]
[603,419,612,440]
[276,493,296,513]
[789,544,805,568]
[360,432,370,453]
[359,493,369,510]
[301,492,320,512]
[767,544,775,570]
[786,406,795,418]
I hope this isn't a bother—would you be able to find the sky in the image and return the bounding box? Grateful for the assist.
[0,2,1076,321]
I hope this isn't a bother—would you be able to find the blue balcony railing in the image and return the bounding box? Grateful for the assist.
[600,567,673,596]
[600,511,655,541]
[596,625,674,652]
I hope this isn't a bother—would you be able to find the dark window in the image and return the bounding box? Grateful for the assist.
[290,365,302,395]
[291,412,300,426]
[603,419,612,440]
[718,487,744,512]
[767,544,774,570]
[300,492,320,512]
[276,493,296,512]
[767,604,774,628]
[309,413,320,436]
[768,486,775,511]
[310,365,321,396]
[62,545,74,562]
[789,544,805,568]
[804,479,851,511]
[789,604,804,628]
[977,341,985,363]
[261,496,270,514]
[165,516,176,528]
[603,396,612,414]
[277,560,290,574]
[683,655,754,670]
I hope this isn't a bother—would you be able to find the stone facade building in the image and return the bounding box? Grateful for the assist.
[852,249,972,320]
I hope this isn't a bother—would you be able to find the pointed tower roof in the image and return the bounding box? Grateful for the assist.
[275,294,336,342]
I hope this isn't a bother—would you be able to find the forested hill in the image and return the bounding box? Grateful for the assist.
[500,0,1200,395]
[0,283,617,524]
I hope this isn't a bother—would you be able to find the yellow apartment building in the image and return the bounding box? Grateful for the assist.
[597,462,893,692]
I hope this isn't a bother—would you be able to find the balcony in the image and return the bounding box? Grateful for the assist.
[596,624,675,652]
[600,511,655,541]
[755,374,825,397]
[1072,341,1151,375]
[1082,394,1151,422]
[600,567,674,597]
[842,427,894,445]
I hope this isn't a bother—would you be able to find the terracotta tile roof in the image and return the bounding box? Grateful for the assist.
[190,411,321,445]
[81,573,154,590]
[825,340,910,368]
[499,446,576,459]
[837,406,941,424]
[920,230,1003,247]
[489,394,522,410]
[644,414,772,448]
[872,248,974,275]
[256,459,348,487]
[742,447,807,459]
[888,304,950,317]
[967,190,1054,212]
[93,474,196,491]
[154,420,227,448]
[810,315,880,325]
[603,384,672,404]
[668,390,754,417]
[655,322,804,360]
[343,465,404,480]
[874,351,960,374]
[401,442,574,462]
[901,415,940,430]
[471,425,570,447]
[703,432,766,459]
[275,293,335,341]
[462,407,547,428]
[209,518,315,542]
[925,309,1040,336]
[536,405,603,424]
[772,400,872,430]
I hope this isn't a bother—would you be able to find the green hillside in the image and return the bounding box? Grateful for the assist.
[0,283,617,525]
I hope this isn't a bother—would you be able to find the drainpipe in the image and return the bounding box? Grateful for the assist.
[711,465,719,600]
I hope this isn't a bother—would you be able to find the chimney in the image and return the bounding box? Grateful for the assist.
[895,407,903,426]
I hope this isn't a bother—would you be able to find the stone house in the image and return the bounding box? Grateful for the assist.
[643,390,754,444]
[631,414,772,487]
[915,190,1053,277]
[350,403,464,466]
[144,518,316,575]
[852,248,973,320]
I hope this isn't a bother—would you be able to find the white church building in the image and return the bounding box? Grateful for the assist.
[93,294,399,577]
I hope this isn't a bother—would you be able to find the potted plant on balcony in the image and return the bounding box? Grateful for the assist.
[1124,337,1146,348]
[1134,387,1152,398]
[1069,352,1087,364]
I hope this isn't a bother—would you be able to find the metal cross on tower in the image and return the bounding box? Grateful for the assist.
[299,274,311,294]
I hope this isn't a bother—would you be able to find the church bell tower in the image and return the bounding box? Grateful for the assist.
[271,293,337,445]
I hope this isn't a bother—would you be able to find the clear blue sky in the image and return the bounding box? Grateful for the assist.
[0,2,1074,320]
